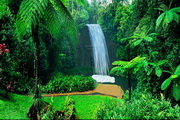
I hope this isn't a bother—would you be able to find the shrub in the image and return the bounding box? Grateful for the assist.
[96,92,180,119]
[63,96,77,119]
[42,96,78,119]
[42,74,95,93]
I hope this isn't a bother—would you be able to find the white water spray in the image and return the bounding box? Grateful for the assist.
[87,24,115,83]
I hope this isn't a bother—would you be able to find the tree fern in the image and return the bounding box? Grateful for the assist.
[16,1,78,118]
[111,56,147,75]
[16,0,77,43]
[16,0,48,38]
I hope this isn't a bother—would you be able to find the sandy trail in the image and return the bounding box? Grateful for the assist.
[41,84,124,99]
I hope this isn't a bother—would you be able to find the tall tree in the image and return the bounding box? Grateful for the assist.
[16,0,77,118]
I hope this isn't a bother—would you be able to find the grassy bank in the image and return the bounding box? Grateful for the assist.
[0,90,124,119]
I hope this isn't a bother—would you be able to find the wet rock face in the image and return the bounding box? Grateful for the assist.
[76,25,118,75]
[76,26,93,68]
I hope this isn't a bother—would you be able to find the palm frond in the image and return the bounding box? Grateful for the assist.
[44,0,78,44]
[16,0,48,39]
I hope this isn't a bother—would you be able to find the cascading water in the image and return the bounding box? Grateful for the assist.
[87,24,115,83]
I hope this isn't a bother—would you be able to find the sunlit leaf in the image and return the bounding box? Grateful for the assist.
[112,61,128,66]
[170,75,178,79]
[133,39,142,46]
[171,7,180,13]
[161,77,173,90]
[149,62,156,66]
[110,66,126,75]
[166,11,173,23]
[162,13,169,28]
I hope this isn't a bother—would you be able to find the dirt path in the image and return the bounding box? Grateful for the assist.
[42,84,124,99]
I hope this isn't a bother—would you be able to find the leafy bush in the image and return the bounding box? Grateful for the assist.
[42,96,77,119]
[42,73,95,93]
[63,96,77,119]
[96,92,180,119]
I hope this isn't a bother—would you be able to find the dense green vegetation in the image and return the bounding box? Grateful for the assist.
[96,92,180,119]
[97,0,180,101]
[42,73,95,93]
[0,0,180,119]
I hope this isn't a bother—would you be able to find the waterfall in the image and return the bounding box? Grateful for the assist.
[87,24,115,83]
[87,24,109,75]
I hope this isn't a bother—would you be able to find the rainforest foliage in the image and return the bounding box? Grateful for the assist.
[0,0,180,119]
[97,0,180,102]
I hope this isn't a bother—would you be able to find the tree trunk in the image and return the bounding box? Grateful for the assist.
[128,72,131,100]
[32,24,40,94]
[127,46,131,100]
[31,24,42,119]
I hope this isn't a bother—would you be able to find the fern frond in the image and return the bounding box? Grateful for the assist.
[16,0,48,39]
[112,61,128,66]
[110,66,126,75]
[45,0,78,44]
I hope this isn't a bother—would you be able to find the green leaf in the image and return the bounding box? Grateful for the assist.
[161,77,173,90]
[173,84,180,101]
[171,7,180,13]
[166,11,173,23]
[155,67,162,77]
[170,75,178,79]
[110,66,126,75]
[147,68,153,75]
[133,39,142,46]
[156,12,165,29]
[148,33,158,36]
[157,60,168,66]
[172,12,179,23]
[144,36,153,42]
[149,62,156,66]
[174,64,180,75]
[112,61,128,66]
[162,70,173,74]
[162,13,169,27]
